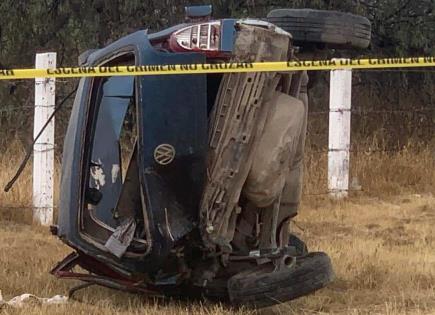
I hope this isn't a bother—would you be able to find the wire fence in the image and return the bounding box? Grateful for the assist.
[0,71,434,210]
[1,104,433,202]
[309,108,434,115]
[1,103,433,152]
[2,106,433,114]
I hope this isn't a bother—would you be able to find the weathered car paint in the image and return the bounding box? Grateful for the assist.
[220,20,237,52]
[58,29,207,275]
[136,33,207,271]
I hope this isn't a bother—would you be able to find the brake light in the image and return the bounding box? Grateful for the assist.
[169,21,223,56]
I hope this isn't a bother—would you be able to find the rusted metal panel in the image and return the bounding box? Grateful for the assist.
[200,24,291,251]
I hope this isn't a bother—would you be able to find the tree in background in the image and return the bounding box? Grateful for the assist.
[0,0,434,147]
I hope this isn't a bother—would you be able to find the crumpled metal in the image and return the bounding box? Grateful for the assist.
[104,217,136,258]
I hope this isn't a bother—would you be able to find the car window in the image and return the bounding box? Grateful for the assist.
[86,54,137,229]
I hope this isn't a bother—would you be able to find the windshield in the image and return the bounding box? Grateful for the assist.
[88,75,135,228]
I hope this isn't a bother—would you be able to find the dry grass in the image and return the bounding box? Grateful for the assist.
[0,139,434,314]
[1,194,434,315]
[292,193,435,314]
[0,141,33,208]
[303,148,435,197]
[0,139,61,210]
[1,139,434,207]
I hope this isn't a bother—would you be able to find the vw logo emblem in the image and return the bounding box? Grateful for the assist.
[154,144,176,165]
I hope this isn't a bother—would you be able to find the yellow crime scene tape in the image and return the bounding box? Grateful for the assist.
[1,57,434,80]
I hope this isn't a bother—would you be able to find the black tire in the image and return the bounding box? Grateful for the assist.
[267,9,371,49]
[228,251,334,308]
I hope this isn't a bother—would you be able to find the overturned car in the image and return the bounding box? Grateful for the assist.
[51,6,371,308]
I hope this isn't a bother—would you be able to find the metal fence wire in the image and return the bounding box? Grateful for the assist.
[0,68,434,206]
[2,105,433,148]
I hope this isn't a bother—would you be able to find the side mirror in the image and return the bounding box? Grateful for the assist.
[185,5,212,21]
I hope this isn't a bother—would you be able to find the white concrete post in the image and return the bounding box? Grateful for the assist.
[328,65,352,198]
[33,53,56,225]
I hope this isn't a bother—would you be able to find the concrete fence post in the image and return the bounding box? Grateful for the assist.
[328,64,352,198]
[33,52,56,225]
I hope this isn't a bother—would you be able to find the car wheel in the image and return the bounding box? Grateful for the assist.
[267,9,371,49]
[228,251,334,308]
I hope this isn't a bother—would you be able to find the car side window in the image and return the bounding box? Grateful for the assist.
[86,54,137,229]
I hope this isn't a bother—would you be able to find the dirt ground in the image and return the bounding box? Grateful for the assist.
[1,194,434,315]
